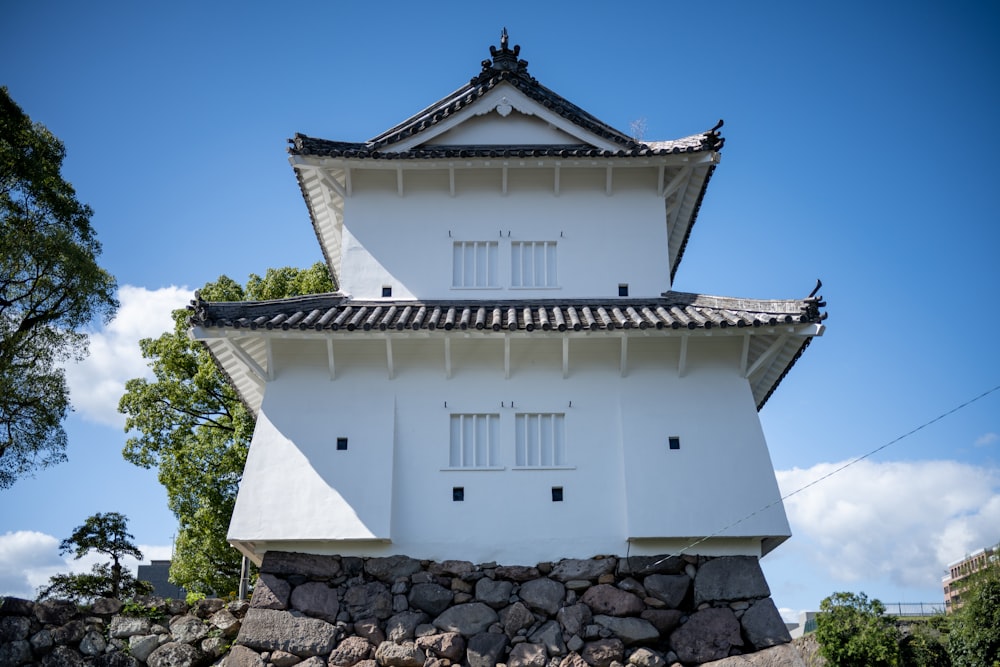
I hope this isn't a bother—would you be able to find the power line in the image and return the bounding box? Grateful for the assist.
[639,383,1000,563]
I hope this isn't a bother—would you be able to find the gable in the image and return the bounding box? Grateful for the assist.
[425,108,584,147]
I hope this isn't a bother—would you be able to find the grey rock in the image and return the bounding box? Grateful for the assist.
[519,578,566,616]
[639,610,682,635]
[129,634,161,662]
[52,619,86,645]
[408,583,453,616]
[581,639,624,667]
[261,551,342,579]
[291,581,341,621]
[221,645,265,666]
[202,635,230,658]
[591,616,659,646]
[642,575,689,609]
[416,631,466,661]
[627,648,665,667]
[494,565,540,582]
[365,556,422,583]
[567,635,585,652]
[34,599,77,625]
[345,581,393,620]
[0,639,32,666]
[616,556,684,577]
[210,608,242,637]
[169,615,209,644]
[271,649,304,667]
[467,631,508,667]
[500,601,536,638]
[0,615,30,641]
[237,607,338,657]
[252,573,291,610]
[560,652,590,667]
[393,594,409,613]
[433,602,498,636]
[192,597,225,618]
[147,642,202,667]
[30,628,53,652]
[80,629,107,655]
[529,620,566,656]
[669,607,741,665]
[476,578,514,609]
[550,559,617,583]
[91,597,124,615]
[429,560,475,577]
[699,643,807,667]
[557,603,593,637]
[740,598,791,650]
[509,642,548,667]
[386,610,429,642]
[354,617,386,645]
[694,557,770,605]
[565,580,592,592]
[40,645,85,666]
[581,585,644,617]
[0,597,34,617]
[108,616,153,639]
[329,635,375,666]
[298,658,329,667]
[374,640,425,667]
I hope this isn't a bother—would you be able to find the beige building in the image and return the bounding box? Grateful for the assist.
[942,543,998,611]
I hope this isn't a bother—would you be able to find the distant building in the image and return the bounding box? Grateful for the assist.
[942,543,999,611]
[137,560,186,600]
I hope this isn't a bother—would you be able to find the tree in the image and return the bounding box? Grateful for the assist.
[0,86,118,488]
[816,591,901,667]
[948,560,1000,667]
[119,263,334,594]
[38,512,152,603]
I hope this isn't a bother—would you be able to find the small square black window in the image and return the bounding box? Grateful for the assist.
[668,436,681,450]
[336,437,348,451]
[382,286,392,297]
[618,284,629,297]
[453,487,464,502]
[551,487,564,502]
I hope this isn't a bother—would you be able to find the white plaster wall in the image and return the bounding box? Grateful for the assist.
[229,334,790,564]
[338,169,669,300]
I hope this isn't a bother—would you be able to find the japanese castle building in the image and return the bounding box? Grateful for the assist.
[189,32,826,567]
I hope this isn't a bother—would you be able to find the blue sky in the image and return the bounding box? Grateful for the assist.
[2,1,998,620]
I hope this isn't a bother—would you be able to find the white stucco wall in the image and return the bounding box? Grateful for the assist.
[229,333,790,564]
[337,168,670,300]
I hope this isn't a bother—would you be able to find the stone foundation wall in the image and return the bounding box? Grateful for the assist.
[0,553,797,667]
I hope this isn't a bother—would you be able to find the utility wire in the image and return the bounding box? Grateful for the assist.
[639,383,1000,564]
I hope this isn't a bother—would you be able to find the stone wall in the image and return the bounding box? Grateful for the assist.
[0,553,799,667]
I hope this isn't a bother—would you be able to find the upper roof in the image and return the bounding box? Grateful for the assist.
[189,289,826,414]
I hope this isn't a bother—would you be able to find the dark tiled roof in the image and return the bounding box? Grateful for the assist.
[287,32,724,160]
[189,291,826,334]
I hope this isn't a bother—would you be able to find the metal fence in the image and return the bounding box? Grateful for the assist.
[881,602,946,617]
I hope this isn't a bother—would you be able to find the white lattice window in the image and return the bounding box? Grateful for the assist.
[452,241,499,288]
[515,413,567,467]
[449,413,500,468]
[511,241,557,288]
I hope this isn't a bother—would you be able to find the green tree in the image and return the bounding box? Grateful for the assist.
[119,263,334,594]
[816,591,902,667]
[948,560,1000,667]
[900,617,951,667]
[38,512,152,603]
[0,87,118,488]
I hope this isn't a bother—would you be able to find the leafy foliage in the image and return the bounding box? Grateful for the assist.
[948,561,1000,667]
[37,563,152,604]
[38,512,150,602]
[900,617,951,667]
[816,591,901,667]
[0,87,118,488]
[119,263,334,594]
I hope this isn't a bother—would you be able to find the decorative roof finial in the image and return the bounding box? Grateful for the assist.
[486,28,526,74]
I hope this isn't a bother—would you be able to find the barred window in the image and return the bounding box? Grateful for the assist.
[511,241,557,288]
[452,241,499,288]
[515,413,567,467]
[449,413,500,468]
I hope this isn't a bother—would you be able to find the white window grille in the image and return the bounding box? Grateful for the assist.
[449,413,500,468]
[511,241,557,288]
[515,413,566,467]
[452,241,499,288]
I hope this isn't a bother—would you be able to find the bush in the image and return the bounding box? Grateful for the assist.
[816,591,901,667]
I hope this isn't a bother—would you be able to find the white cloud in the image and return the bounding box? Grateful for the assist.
[776,459,1000,592]
[0,531,175,599]
[975,432,998,448]
[64,285,192,427]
